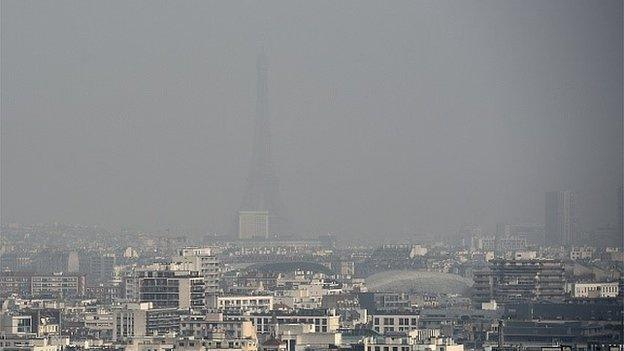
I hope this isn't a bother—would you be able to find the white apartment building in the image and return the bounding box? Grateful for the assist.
[371,313,420,333]
[213,295,273,313]
[569,282,619,298]
[229,311,340,334]
[112,302,182,341]
[176,247,222,293]
[180,313,256,339]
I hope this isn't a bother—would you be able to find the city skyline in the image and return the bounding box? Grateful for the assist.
[1,1,622,240]
[0,1,622,349]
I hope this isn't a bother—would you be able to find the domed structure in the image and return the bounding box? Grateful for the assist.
[365,270,472,295]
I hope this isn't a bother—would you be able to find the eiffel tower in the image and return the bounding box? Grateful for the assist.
[238,52,290,238]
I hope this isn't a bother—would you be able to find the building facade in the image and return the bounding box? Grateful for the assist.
[136,270,206,309]
[545,191,577,247]
[473,259,565,305]
[238,211,270,240]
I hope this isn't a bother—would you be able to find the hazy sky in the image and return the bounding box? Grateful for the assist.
[2,0,622,241]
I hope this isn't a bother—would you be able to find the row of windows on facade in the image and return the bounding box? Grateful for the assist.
[368,346,411,351]
[253,318,328,325]
[219,299,271,305]
[374,318,418,325]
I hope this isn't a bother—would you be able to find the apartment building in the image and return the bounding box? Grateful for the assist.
[569,282,619,298]
[211,295,273,313]
[370,312,420,333]
[472,259,565,305]
[112,302,183,340]
[227,310,340,334]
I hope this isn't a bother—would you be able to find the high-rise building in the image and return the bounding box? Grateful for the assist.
[79,252,115,285]
[545,190,577,247]
[238,52,290,237]
[238,211,269,240]
[112,302,182,340]
[133,269,205,309]
[472,258,565,306]
[175,247,222,294]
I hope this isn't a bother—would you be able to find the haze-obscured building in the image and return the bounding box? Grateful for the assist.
[239,211,269,240]
[545,190,577,247]
[472,259,565,305]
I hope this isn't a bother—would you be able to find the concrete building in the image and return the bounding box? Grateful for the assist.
[279,325,342,351]
[358,292,411,312]
[0,272,85,298]
[238,211,270,240]
[1,314,34,335]
[0,309,61,337]
[31,273,85,298]
[135,269,206,309]
[545,191,577,247]
[364,335,463,351]
[569,282,619,298]
[81,307,113,339]
[179,313,256,339]
[569,247,595,260]
[229,310,340,334]
[175,337,258,351]
[0,335,69,351]
[371,312,420,333]
[176,247,222,294]
[212,295,273,313]
[273,284,324,310]
[79,252,115,285]
[473,259,565,305]
[112,302,182,340]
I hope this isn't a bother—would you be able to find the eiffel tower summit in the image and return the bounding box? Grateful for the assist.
[237,51,290,240]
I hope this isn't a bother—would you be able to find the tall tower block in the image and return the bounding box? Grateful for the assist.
[545,190,577,247]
